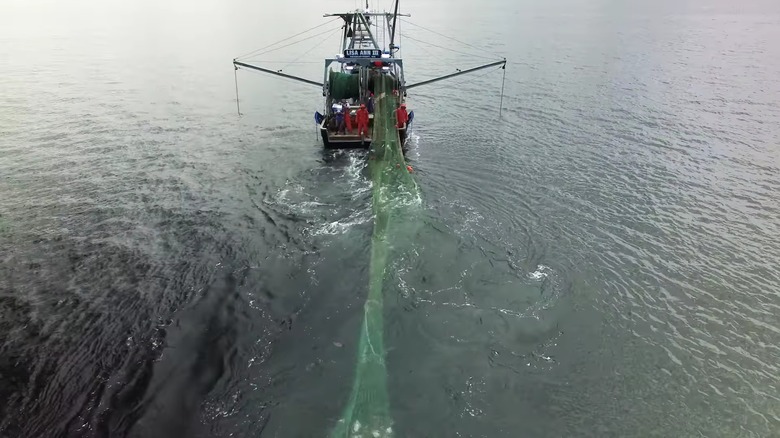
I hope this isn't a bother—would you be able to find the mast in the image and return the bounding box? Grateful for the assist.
[389,0,400,54]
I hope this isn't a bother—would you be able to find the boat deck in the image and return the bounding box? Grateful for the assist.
[320,113,376,148]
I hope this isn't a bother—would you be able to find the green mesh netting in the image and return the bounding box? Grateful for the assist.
[331,75,419,438]
[329,71,361,100]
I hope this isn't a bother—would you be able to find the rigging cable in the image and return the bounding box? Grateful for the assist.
[337,23,343,58]
[278,26,343,72]
[247,26,345,58]
[401,19,504,59]
[399,33,497,61]
[405,34,438,60]
[398,12,402,60]
[235,17,341,60]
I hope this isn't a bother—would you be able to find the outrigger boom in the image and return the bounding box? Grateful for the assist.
[233,56,505,95]
[232,60,323,87]
[406,58,506,89]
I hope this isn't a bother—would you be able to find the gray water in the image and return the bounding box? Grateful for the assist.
[2,0,779,436]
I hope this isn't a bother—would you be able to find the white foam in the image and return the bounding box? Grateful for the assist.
[311,205,372,236]
[344,151,372,199]
[272,183,315,214]
[404,131,421,160]
[528,264,550,280]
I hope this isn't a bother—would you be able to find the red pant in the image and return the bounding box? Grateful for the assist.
[357,121,369,135]
[344,114,353,132]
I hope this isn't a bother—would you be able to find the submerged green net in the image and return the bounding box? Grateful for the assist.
[329,71,361,100]
[331,75,419,438]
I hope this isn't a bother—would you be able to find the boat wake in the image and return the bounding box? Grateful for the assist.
[403,130,421,161]
[267,150,373,239]
[387,194,569,352]
[312,206,373,236]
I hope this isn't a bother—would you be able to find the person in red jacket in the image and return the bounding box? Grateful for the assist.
[396,103,408,129]
[356,103,370,138]
[342,105,353,134]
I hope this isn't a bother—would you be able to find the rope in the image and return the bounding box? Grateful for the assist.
[235,17,341,60]
[499,63,507,119]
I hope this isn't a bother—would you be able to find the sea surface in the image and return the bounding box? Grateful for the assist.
[1,0,779,436]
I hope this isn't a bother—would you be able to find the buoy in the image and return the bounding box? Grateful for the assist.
[406,165,413,173]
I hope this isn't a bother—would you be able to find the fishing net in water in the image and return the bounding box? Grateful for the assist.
[331,74,419,438]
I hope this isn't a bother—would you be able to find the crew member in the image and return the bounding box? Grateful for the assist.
[335,108,344,134]
[356,103,370,138]
[342,105,353,133]
[395,103,408,129]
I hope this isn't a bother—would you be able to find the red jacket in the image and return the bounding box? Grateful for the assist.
[356,108,369,124]
[396,107,408,126]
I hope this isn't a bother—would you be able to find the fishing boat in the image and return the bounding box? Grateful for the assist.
[233,3,505,436]
[232,1,506,150]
